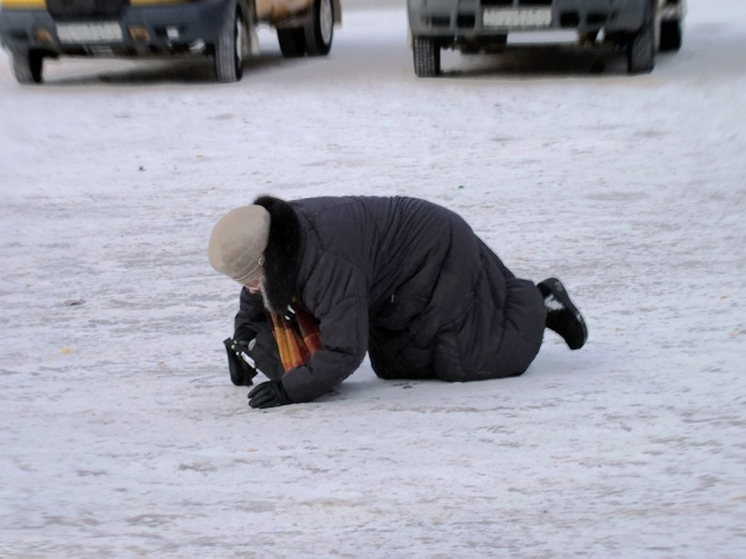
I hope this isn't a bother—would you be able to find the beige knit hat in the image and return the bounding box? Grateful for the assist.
[208,205,270,286]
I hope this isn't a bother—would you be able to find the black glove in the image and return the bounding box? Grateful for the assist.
[248,381,293,409]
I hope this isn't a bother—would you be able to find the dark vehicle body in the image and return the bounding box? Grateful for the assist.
[0,0,341,84]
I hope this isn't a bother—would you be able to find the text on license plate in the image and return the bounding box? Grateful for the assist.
[56,22,123,44]
[483,8,552,28]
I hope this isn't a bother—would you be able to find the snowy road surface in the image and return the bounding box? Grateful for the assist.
[1,0,745,557]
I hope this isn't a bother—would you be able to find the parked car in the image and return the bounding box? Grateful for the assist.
[406,0,686,77]
[0,0,341,84]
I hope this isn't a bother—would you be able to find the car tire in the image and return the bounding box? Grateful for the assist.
[304,0,333,56]
[12,50,43,84]
[278,27,306,58]
[659,19,682,52]
[215,1,243,83]
[413,36,440,77]
[627,2,655,74]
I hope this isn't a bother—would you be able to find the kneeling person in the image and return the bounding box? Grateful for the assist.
[209,196,587,409]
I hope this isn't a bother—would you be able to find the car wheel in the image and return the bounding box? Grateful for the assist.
[659,19,682,52]
[304,0,333,56]
[12,50,43,84]
[278,27,306,58]
[215,2,243,83]
[413,36,440,77]
[627,1,655,74]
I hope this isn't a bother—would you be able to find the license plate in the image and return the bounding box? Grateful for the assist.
[56,22,123,44]
[483,8,552,28]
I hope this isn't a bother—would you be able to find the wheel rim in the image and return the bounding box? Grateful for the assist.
[319,0,332,46]
[235,14,243,68]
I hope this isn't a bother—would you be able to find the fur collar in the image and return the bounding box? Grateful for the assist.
[254,196,302,314]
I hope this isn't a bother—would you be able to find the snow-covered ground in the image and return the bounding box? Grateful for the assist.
[1,1,745,557]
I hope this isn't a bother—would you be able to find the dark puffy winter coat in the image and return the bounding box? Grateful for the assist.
[234,196,546,403]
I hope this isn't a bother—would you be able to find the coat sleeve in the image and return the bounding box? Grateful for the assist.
[280,257,369,403]
[233,287,268,341]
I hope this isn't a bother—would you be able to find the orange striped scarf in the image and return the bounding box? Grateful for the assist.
[267,303,322,372]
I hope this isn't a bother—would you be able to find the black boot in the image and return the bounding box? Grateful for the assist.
[537,278,588,350]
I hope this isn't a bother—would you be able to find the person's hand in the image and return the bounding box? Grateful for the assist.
[248,381,293,409]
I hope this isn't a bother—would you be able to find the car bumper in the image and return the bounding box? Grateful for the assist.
[407,0,648,37]
[0,0,225,55]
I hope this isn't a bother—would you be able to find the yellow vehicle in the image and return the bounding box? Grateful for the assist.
[0,0,341,83]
